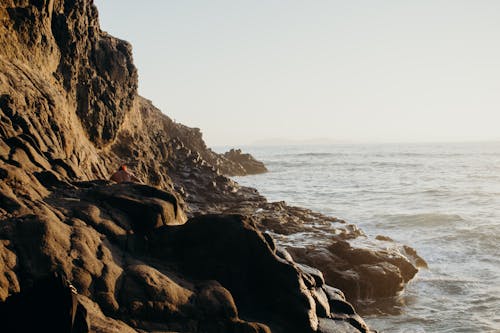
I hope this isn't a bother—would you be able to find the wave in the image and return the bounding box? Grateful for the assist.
[437,225,500,250]
[241,144,500,333]
[271,151,488,159]
[369,161,423,168]
[272,152,338,158]
[375,213,465,228]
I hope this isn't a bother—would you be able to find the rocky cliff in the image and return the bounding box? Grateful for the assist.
[0,1,424,332]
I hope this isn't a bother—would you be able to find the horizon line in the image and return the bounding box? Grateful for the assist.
[211,138,500,149]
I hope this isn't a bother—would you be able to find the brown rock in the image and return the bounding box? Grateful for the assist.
[0,1,418,332]
[222,148,268,176]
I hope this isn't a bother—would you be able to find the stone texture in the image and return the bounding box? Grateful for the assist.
[149,214,374,333]
[0,0,424,332]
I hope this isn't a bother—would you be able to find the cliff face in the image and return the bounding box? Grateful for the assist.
[1,0,137,147]
[0,0,129,184]
[0,1,423,332]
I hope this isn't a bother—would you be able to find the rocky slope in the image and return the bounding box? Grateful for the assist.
[0,1,424,332]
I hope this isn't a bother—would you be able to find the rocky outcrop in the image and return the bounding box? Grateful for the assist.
[149,214,373,333]
[0,179,374,332]
[287,240,419,301]
[0,0,424,332]
[51,1,138,147]
[199,199,426,311]
[1,0,137,149]
[223,148,268,175]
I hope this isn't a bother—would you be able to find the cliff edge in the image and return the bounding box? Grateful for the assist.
[0,1,424,332]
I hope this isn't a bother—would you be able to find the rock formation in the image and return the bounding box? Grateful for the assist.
[0,1,425,332]
[222,148,268,175]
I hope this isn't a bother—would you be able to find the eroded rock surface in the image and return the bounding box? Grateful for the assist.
[0,0,424,332]
[223,148,268,175]
[0,180,373,332]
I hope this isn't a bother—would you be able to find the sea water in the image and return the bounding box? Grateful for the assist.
[227,142,500,333]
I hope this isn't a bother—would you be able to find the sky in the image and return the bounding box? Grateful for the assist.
[94,0,500,147]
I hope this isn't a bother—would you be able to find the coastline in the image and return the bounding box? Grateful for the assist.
[0,1,424,332]
[232,142,500,332]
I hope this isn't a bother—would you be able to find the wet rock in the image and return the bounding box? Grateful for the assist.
[403,245,428,268]
[146,213,375,332]
[375,235,394,242]
[318,318,365,333]
[287,240,418,301]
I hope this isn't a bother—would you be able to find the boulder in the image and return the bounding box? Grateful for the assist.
[86,182,187,233]
[150,214,319,332]
[149,214,374,333]
[287,239,418,301]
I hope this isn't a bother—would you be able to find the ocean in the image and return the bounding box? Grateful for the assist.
[227,142,500,333]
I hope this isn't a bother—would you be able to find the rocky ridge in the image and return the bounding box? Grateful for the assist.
[223,149,268,175]
[0,1,424,332]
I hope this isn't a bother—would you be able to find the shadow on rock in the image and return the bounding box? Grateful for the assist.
[148,214,374,333]
[0,272,89,333]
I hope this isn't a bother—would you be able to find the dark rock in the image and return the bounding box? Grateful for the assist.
[297,263,326,286]
[0,273,88,333]
[287,239,418,302]
[34,170,72,189]
[223,148,268,175]
[0,0,420,331]
[263,232,276,251]
[375,235,394,242]
[312,287,330,317]
[149,214,319,333]
[86,182,186,234]
[0,191,23,213]
[323,285,347,303]
[318,318,365,333]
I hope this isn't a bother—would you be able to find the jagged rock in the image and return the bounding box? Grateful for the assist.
[148,214,374,333]
[52,1,138,146]
[149,214,317,333]
[287,239,418,301]
[0,176,375,333]
[0,180,281,332]
[223,148,268,175]
[0,240,19,301]
[0,0,422,331]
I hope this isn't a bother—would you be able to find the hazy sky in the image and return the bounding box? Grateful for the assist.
[94,1,500,146]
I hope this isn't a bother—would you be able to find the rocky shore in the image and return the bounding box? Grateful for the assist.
[0,1,424,332]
